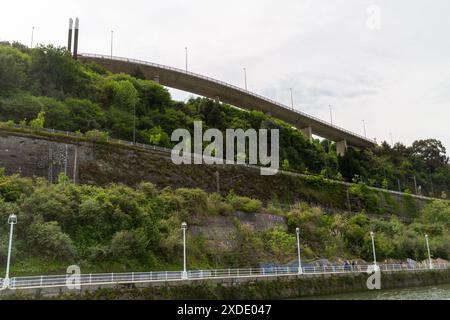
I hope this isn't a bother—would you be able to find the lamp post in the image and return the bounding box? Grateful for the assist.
[31,27,35,49]
[243,68,248,91]
[4,214,17,288]
[362,120,367,138]
[181,222,188,280]
[110,30,114,59]
[425,234,432,269]
[296,228,303,275]
[370,231,377,268]
[290,88,294,109]
[185,47,188,72]
[329,105,333,125]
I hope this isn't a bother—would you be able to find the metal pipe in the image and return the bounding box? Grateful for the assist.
[73,18,79,59]
[68,18,73,52]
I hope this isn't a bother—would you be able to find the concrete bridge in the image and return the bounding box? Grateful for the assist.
[78,53,376,155]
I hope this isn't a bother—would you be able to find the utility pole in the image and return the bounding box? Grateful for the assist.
[133,104,136,144]
[430,176,435,197]
[413,176,418,195]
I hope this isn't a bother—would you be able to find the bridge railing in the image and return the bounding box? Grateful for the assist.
[1,263,448,290]
[79,53,375,145]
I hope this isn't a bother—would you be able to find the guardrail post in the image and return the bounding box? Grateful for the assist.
[165,271,168,281]
[40,276,43,287]
[89,274,92,284]
[132,272,135,282]
[111,273,114,282]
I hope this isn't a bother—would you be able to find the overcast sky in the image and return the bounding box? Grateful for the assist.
[1,0,449,149]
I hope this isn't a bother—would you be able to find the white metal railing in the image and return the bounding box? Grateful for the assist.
[79,53,376,145]
[0,263,448,290]
[0,123,441,201]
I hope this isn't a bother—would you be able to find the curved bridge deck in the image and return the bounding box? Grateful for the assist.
[79,53,376,150]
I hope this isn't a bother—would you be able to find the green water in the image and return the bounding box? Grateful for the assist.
[302,284,450,300]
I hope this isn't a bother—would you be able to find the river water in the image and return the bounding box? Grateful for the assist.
[302,284,450,300]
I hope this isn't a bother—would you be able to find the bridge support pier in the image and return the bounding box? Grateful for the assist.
[336,140,347,156]
[300,126,313,142]
[214,96,220,103]
[153,75,160,84]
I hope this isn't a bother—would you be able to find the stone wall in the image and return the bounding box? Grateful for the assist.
[0,129,93,183]
[0,128,430,218]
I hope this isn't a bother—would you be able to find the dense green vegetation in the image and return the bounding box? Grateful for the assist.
[0,171,448,276]
[0,41,449,197]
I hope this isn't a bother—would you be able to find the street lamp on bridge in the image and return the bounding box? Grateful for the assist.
[243,68,248,91]
[290,88,294,109]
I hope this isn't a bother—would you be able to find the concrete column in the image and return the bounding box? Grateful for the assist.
[300,126,313,141]
[214,96,220,103]
[336,140,347,156]
[153,75,160,84]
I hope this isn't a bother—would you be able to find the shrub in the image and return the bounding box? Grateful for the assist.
[110,229,149,261]
[226,191,262,213]
[175,188,208,215]
[27,221,76,260]
[84,129,109,142]
[206,193,233,216]
[29,111,45,129]
[263,227,296,262]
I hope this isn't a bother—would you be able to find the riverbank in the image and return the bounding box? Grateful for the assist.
[2,269,449,300]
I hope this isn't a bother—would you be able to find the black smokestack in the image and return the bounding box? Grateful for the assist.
[73,18,79,60]
[67,18,73,52]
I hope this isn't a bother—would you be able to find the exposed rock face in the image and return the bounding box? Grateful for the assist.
[190,212,287,250]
